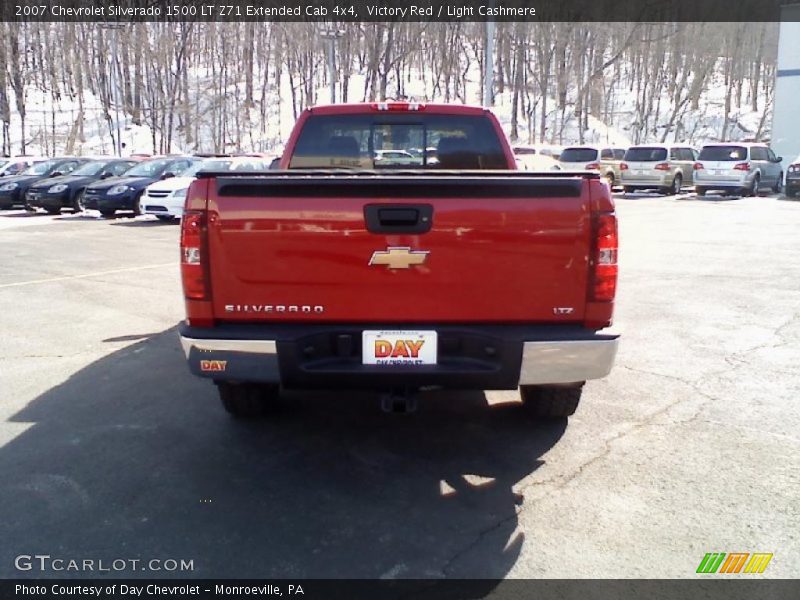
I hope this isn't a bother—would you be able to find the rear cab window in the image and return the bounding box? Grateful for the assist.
[289,113,508,169]
[699,146,748,161]
[625,147,668,162]
[560,148,599,163]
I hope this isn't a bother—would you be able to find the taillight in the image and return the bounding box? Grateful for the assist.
[693,162,704,170]
[180,210,209,300]
[589,213,618,302]
[619,162,629,171]
[371,102,425,111]
[654,162,671,171]
[585,162,600,170]
[733,162,751,171]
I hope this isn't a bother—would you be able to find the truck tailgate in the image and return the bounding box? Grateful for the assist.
[204,172,592,324]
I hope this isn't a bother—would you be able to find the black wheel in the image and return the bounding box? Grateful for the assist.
[520,384,584,418]
[749,176,760,197]
[45,207,61,215]
[773,174,783,194]
[72,190,85,213]
[99,209,116,218]
[156,215,177,222]
[132,194,142,216]
[670,174,683,195]
[787,189,797,198]
[695,187,706,196]
[217,382,279,419]
[623,186,636,194]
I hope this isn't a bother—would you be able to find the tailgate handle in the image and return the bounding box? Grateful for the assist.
[379,208,418,225]
[365,204,433,234]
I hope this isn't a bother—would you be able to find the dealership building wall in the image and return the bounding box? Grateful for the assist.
[771,4,800,167]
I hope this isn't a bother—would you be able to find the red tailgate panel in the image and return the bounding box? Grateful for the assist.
[207,193,591,324]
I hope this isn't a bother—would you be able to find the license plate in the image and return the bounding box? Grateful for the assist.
[635,170,646,175]
[362,330,437,365]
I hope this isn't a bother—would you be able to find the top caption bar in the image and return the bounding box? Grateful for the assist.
[2,0,796,22]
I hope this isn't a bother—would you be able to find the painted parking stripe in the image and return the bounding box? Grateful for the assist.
[0,263,174,289]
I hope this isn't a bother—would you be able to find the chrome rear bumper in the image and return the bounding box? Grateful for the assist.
[180,334,619,387]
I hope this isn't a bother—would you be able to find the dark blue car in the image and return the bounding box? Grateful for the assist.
[83,156,199,218]
[0,158,91,209]
[26,159,139,214]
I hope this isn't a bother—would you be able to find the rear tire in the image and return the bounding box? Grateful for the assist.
[72,190,85,213]
[695,187,706,196]
[787,189,797,198]
[99,209,116,218]
[748,176,760,197]
[217,382,279,419]
[45,207,61,215]
[520,384,584,418]
[670,174,682,195]
[773,174,783,194]
[623,186,636,194]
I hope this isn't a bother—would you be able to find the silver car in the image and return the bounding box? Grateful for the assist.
[559,146,625,188]
[621,145,697,195]
[694,143,783,197]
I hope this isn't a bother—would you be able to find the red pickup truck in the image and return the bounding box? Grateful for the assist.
[178,103,619,419]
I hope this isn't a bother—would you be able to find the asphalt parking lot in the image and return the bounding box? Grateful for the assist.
[1,191,798,579]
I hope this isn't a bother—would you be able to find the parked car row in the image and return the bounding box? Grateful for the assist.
[511,141,791,197]
[0,153,279,218]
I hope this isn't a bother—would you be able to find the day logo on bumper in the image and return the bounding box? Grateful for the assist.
[200,360,227,372]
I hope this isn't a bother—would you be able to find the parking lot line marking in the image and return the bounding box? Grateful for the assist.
[0,263,175,289]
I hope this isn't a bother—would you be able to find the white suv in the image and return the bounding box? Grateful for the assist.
[694,143,783,197]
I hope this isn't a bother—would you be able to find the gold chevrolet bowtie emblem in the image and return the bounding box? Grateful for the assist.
[369,247,429,269]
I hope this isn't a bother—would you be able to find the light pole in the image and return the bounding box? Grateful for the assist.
[320,27,345,104]
[483,4,495,106]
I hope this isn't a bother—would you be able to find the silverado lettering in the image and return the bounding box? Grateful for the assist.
[179,103,620,420]
[224,305,324,314]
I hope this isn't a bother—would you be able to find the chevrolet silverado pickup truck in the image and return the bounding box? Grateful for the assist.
[178,103,619,419]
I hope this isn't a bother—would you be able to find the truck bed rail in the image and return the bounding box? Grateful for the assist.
[196,169,599,199]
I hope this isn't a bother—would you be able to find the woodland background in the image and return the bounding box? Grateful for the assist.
[0,21,779,155]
